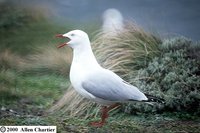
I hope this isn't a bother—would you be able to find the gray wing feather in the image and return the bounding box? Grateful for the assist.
[82,70,146,101]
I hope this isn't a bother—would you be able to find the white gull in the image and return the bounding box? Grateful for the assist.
[56,30,163,127]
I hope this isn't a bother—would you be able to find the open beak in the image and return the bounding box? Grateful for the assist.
[55,34,70,48]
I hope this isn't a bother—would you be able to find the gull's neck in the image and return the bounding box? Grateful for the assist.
[71,42,101,70]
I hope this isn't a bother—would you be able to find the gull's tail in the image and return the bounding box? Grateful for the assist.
[143,93,165,104]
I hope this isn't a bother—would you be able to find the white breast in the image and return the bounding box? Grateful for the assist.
[70,62,96,100]
[69,39,104,101]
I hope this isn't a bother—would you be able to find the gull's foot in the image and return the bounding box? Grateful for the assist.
[89,121,105,127]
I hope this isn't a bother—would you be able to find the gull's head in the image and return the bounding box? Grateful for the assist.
[56,30,90,49]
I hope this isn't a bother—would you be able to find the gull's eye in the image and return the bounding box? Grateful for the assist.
[71,33,75,36]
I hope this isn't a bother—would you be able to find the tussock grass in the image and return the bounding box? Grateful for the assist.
[18,45,72,75]
[0,45,72,76]
[93,23,161,81]
[49,22,161,117]
[0,50,23,70]
[48,86,100,118]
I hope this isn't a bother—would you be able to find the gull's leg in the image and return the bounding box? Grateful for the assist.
[90,103,120,127]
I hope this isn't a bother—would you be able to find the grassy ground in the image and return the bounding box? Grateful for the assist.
[0,71,199,133]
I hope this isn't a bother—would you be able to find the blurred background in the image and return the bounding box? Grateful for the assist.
[1,0,200,53]
[5,0,200,40]
[0,0,200,132]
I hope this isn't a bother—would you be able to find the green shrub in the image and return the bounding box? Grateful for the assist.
[128,37,200,114]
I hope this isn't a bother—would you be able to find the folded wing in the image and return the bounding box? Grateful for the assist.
[82,69,147,102]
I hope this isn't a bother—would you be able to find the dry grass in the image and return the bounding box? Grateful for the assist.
[93,23,161,81]
[0,43,72,76]
[18,45,72,75]
[49,22,162,117]
[0,50,25,71]
[48,86,100,118]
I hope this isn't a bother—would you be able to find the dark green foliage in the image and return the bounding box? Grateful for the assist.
[0,3,30,31]
[127,37,200,114]
[0,2,69,55]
